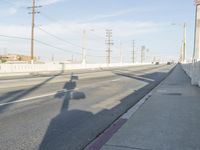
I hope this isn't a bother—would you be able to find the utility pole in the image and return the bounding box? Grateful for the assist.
[179,23,186,63]
[141,46,145,63]
[182,23,186,63]
[82,30,87,65]
[153,56,156,63]
[132,40,135,64]
[28,0,41,63]
[105,29,113,64]
[120,43,123,64]
[72,55,74,63]
[51,54,54,62]
[146,49,150,63]
[179,43,183,62]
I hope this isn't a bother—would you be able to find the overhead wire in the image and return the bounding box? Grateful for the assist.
[35,25,104,53]
[39,12,123,56]
[0,34,111,58]
[0,34,82,55]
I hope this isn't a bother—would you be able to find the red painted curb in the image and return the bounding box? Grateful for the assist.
[86,118,127,150]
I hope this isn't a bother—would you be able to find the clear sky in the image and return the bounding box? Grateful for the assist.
[0,0,196,63]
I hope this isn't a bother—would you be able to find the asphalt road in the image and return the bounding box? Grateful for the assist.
[0,65,174,150]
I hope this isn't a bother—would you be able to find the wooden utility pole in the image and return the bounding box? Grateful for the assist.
[28,0,41,63]
[31,0,35,63]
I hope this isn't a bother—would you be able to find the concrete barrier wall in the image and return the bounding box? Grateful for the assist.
[0,63,150,75]
[182,61,200,87]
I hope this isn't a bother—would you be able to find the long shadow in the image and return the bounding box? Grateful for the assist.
[39,73,87,150]
[37,69,171,150]
[0,64,66,113]
[113,70,168,84]
[0,65,174,150]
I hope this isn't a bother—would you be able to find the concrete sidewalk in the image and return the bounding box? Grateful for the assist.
[101,65,200,150]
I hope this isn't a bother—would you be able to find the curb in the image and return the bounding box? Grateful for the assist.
[84,65,176,150]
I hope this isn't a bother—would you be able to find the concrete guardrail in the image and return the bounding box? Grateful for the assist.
[0,63,151,77]
[182,61,200,87]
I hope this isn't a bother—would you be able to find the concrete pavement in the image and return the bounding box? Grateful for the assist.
[0,65,173,150]
[98,65,200,150]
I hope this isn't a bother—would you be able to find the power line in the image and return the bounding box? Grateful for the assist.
[34,40,82,55]
[36,26,83,48]
[0,34,81,55]
[39,13,111,48]
[0,34,30,40]
[36,26,103,52]
[38,12,126,58]
[35,26,115,57]
[0,34,110,58]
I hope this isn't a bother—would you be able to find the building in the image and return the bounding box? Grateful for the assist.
[0,54,36,63]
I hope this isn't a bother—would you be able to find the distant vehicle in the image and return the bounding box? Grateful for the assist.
[167,62,171,65]
[155,62,159,65]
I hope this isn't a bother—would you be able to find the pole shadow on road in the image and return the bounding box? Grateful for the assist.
[0,67,171,150]
[0,64,67,113]
[39,73,87,150]
[38,70,168,150]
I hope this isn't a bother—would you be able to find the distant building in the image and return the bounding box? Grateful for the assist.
[0,54,36,63]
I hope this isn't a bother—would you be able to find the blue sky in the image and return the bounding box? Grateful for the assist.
[0,0,196,63]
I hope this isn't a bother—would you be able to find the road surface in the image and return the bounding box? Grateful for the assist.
[0,65,174,150]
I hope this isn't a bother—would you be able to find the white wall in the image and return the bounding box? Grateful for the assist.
[0,63,150,75]
[182,61,200,87]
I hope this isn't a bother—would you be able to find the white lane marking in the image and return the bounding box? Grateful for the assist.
[0,65,167,107]
[0,77,122,107]
[122,93,152,119]
[111,79,121,82]
[0,88,79,107]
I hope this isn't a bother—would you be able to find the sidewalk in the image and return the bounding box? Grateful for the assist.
[101,65,200,150]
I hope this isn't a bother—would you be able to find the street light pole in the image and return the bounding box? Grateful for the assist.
[120,43,123,64]
[181,23,187,63]
[81,29,95,65]
[132,40,135,64]
[171,22,187,63]
[82,30,86,65]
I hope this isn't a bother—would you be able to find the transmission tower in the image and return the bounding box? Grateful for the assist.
[105,29,113,64]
